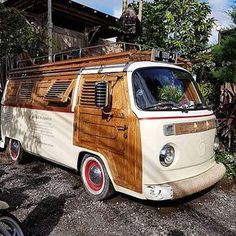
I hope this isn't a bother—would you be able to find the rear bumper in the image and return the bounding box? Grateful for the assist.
[144,162,226,201]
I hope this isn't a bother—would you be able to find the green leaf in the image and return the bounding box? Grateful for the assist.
[130,0,214,57]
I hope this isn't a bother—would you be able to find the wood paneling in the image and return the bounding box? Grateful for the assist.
[5,80,20,103]
[175,119,216,135]
[4,76,75,111]
[74,73,142,192]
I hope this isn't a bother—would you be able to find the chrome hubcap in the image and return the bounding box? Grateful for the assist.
[12,141,19,151]
[89,166,102,185]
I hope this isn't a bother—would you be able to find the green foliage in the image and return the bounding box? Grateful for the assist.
[130,0,214,58]
[0,3,46,58]
[211,37,236,83]
[198,81,214,99]
[231,5,236,25]
[192,51,214,81]
[193,7,236,111]
[158,86,182,103]
[216,152,236,179]
[211,7,236,83]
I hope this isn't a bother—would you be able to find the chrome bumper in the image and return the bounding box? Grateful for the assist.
[144,162,226,201]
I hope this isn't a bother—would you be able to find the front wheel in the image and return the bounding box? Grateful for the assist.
[8,139,26,164]
[81,154,115,200]
[0,211,25,236]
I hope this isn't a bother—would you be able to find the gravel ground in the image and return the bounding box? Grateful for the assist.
[0,152,235,236]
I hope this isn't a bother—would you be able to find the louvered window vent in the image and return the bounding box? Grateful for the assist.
[80,81,96,106]
[45,81,72,102]
[19,82,34,101]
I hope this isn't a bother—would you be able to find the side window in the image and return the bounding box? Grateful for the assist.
[45,80,73,103]
[79,74,125,109]
[5,79,74,108]
[18,82,34,103]
[34,79,74,107]
[5,80,34,104]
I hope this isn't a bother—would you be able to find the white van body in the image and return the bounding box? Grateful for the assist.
[0,54,226,201]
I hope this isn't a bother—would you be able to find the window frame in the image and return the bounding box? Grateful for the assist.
[131,67,206,112]
[44,80,74,103]
[18,81,34,103]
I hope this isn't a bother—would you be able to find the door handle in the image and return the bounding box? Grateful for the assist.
[116,125,128,131]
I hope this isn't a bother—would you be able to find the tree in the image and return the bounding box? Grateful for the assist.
[130,0,214,58]
[0,3,46,59]
[210,7,236,153]
[211,7,236,83]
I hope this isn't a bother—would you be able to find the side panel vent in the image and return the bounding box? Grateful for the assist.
[19,82,34,101]
[45,80,73,102]
[80,81,96,106]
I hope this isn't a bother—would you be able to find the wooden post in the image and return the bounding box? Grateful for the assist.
[122,0,128,13]
[138,0,143,22]
[48,0,53,62]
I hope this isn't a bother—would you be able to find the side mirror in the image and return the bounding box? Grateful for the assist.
[95,81,109,108]
[205,99,213,110]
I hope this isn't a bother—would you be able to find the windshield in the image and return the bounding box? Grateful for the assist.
[132,67,205,111]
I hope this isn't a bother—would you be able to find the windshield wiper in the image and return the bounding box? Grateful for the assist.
[144,102,207,113]
[145,102,193,113]
[185,103,205,109]
[145,102,182,111]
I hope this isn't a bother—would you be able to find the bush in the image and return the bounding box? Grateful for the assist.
[216,152,236,179]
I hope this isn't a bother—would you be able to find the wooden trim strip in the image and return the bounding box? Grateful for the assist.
[174,119,216,135]
[9,71,80,80]
[2,104,73,114]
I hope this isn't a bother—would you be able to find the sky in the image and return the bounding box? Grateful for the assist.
[75,0,235,44]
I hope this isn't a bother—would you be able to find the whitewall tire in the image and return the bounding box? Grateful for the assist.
[81,154,115,200]
[8,139,26,164]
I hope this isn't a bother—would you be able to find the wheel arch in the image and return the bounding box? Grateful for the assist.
[77,150,117,191]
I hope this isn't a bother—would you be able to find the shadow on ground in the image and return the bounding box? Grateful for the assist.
[22,195,67,236]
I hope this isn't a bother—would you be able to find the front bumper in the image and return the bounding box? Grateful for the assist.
[144,162,226,201]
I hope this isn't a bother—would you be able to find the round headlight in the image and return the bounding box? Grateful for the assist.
[160,145,175,167]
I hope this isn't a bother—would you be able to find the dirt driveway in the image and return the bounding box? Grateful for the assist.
[0,152,235,236]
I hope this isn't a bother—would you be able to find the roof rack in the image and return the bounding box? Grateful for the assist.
[15,42,142,68]
[7,42,192,80]
[8,50,191,79]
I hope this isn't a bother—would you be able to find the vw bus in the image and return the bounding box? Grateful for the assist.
[0,48,225,201]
